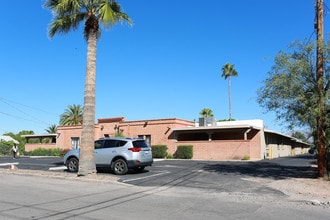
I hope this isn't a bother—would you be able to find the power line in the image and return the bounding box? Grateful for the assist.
[304,30,316,45]
[0,97,58,116]
[0,111,51,126]
[0,97,58,127]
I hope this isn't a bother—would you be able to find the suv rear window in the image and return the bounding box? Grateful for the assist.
[132,140,149,148]
[94,139,127,149]
[103,140,127,148]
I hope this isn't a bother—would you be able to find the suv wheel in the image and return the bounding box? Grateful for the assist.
[112,159,128,175]
[67,157,79,172]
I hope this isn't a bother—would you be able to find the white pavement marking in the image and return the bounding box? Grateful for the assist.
[0,162,19,166]
[49,166,66,171]
[121,171,170,183]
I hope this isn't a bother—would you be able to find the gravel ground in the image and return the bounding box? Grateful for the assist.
[241,175,330,207]
[267,177,330,204]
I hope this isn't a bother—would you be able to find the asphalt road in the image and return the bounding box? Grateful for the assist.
[1,154,330,219]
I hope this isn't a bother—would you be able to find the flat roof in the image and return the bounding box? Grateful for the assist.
[172,124,260,131]
[21,134,57,138]
[264,129,311,146]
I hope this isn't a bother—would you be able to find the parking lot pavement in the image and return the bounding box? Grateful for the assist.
[118,155,318,185]
[0,156,64,171]
[2,168,330,220]
[0,154,321,198]
[3,154,330,206]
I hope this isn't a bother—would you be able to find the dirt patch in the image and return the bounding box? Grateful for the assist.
[243,175,330,206]
[268,177,330,202]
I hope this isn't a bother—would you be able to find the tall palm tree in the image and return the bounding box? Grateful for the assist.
[59,104,83,125]
[221,63,238,121]
[44,0,132,176]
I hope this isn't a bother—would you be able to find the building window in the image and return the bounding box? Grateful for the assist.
[71,137,80,149]
[138,135,151,146]
[145,135,151,146]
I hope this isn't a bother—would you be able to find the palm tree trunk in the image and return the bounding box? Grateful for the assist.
[78,32,97,176]
[228,76,232,121]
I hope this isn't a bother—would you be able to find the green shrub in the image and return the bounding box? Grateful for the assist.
[175,145,193,159]
[166,154,174,159]
[242,155,250,160]
[0,142,12,156]
[151,145,168,158]
[26,148,62,156]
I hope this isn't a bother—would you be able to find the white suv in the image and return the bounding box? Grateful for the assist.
[63,137,153,175]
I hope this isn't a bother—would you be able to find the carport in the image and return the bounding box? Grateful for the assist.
[168,124,265,160]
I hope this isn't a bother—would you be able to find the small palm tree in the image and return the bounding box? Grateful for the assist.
[59,104,83,126]
[199,108,214,118]
[45,124,57,133]
[44,0,132,176]
[221,63,238,121]
[45,124,57,143]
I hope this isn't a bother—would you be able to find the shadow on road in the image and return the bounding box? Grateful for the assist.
[201,154,318,180]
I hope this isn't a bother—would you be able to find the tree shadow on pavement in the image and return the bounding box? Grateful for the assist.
[201,154,318,180]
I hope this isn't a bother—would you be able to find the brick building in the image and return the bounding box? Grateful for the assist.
[23,117,310,160]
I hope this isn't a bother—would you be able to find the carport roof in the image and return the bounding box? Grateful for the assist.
[21,134,57,138]
[264,129,311,146]
[0,135,19,144]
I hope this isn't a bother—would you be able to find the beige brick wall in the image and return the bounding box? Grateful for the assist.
[57,118,195,151]
[168,130,262,160]
[54,118,266,160]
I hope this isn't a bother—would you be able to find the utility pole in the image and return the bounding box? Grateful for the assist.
[315,0,326,177]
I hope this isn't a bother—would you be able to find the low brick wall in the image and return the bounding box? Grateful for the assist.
[169,140,253,160]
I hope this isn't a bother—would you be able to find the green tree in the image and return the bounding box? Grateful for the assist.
[221,63,238,121]
[4,130,34,154]
[114,130,124,137]
[291,131,310,143]
[45,0,132,176]
[59,104,83,126]
[257,40,330,177]
[199,108,214,118]
[5,131,34,145]
[46,124,57,133]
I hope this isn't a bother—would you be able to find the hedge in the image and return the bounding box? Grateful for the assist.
[151,145,168,158]
[25,148,63,156]
[175,145,193,159]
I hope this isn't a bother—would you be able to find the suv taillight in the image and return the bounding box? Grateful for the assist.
[128,147,142,152]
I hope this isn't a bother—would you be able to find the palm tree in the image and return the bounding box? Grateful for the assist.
[45,124,57,143]
[199,108,214,118]
[45,124,58,133]
[44,0,132,176]
[221,63,238,121]
[59,104,83,126]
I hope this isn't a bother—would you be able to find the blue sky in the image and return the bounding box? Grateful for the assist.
[0,0,328,135]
